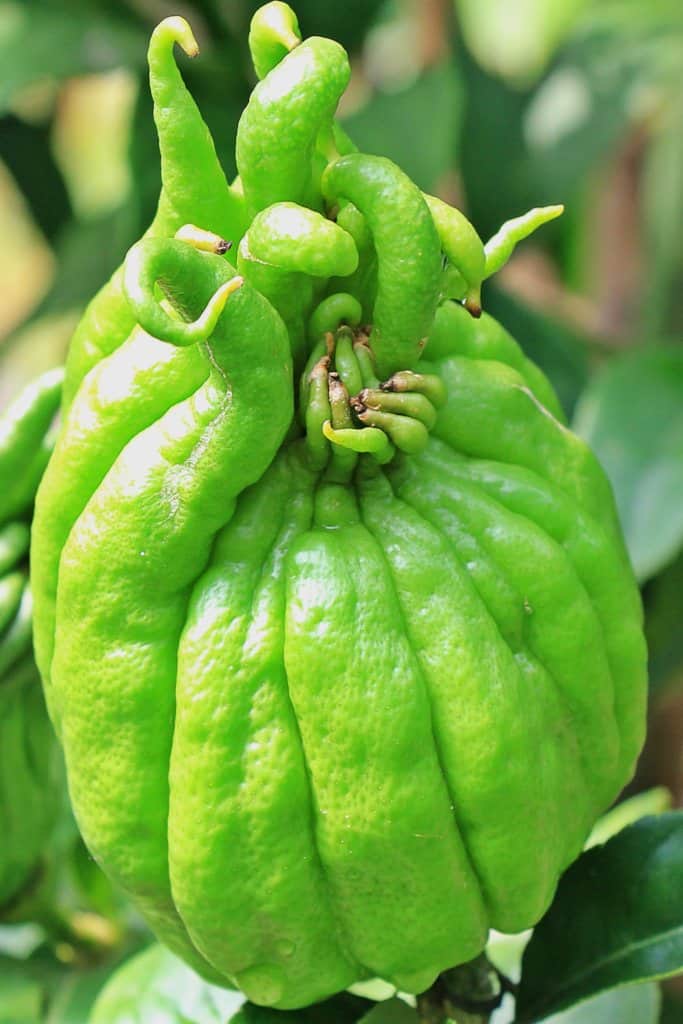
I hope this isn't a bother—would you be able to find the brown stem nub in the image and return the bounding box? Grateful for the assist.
[328,372,353,430]
[464,296,482,318]
[349,395,366,420]
[417,953,507,1024]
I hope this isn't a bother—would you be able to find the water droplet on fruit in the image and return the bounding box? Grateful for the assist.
[276,938,296,958]
[236,964,285,1006]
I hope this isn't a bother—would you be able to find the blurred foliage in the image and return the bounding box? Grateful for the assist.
[1,0,682,1020]
[516,813,683,1022]
[573,346,683,582]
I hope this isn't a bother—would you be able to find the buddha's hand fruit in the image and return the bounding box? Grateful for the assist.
[31,3,647,1011]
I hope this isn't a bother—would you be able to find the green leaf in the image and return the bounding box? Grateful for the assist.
[89,944,243,1024]
[46,966,113,1024]
[572,346,683,582]
[520,2,683,209]
[0,115,72,242]
[642,90,683,339]
[458,49,532,242]
[586,788,672,849]
[521,33,637,203]
[491,979,661,1024]
[454,0,586,81]
[232,992,373,1023]
[0,3,146,113]
[537,981,661,1023]
[341,61,463,193]
[459,6,680,248]
[644,551,683,694]
[0,925,44,960]
[67,836,130,921]
[229,1009,288,1023]
[357,999,417,1023]
[0,955,42,1023]
[515,812,683,1023]
[35,203,140,320]
[659,988,683,1024]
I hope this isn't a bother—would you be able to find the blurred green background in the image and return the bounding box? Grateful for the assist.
[1,0,682,1020]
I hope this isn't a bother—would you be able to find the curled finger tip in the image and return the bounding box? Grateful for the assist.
[153,16,199,57]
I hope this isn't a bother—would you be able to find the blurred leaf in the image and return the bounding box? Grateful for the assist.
[485,285,589,418]
[36,203,139,319]
[516,813,683,1022]
[660,989,683,1024]
[488,931,531,985]
[0,945,70,1021]
[644,552,683,694]
[454,0,588,81]
[0,161,55,342]
[52,71,136,220]
[0,312,77,407]
[231,991,373,1024]
[125,74,161,234]
[0,4,147,113]
[0,115,72,241]
[0,955,42,1023]
[91,942,372,1024]
[46,965,113,1024]
[573,346,683,582]
[89,943,243,1024]
[521,31,640,202]
[642,91,683,339]
[300,993,374,1024]
[459,4,680,248]
[342,61,463,193]
[523,0,683,214]
[349,980,396,1003]
[536,981,660,1023]
[458,48,535,241]
[357,999,416,1023]
[586,787,672,848]
[0,924,44,960]
[490,979,660,1023]
[230,1009,288,1023]
[68,839,124,923]
[181,56,247,186]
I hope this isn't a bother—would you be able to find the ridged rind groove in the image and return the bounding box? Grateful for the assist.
[277,526,366,982]
[356,487,492,921]
[399,451,618,806]
[390,465,597,900]
[420,448,645,777]
[283,490,487,988]
[168,452,359,1006]
[366,475,569,933]
[383,474,577,910]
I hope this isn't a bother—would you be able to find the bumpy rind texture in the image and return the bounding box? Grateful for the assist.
[31,291,646,1008]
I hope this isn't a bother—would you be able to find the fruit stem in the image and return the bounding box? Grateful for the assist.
[417,952,513,1023]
